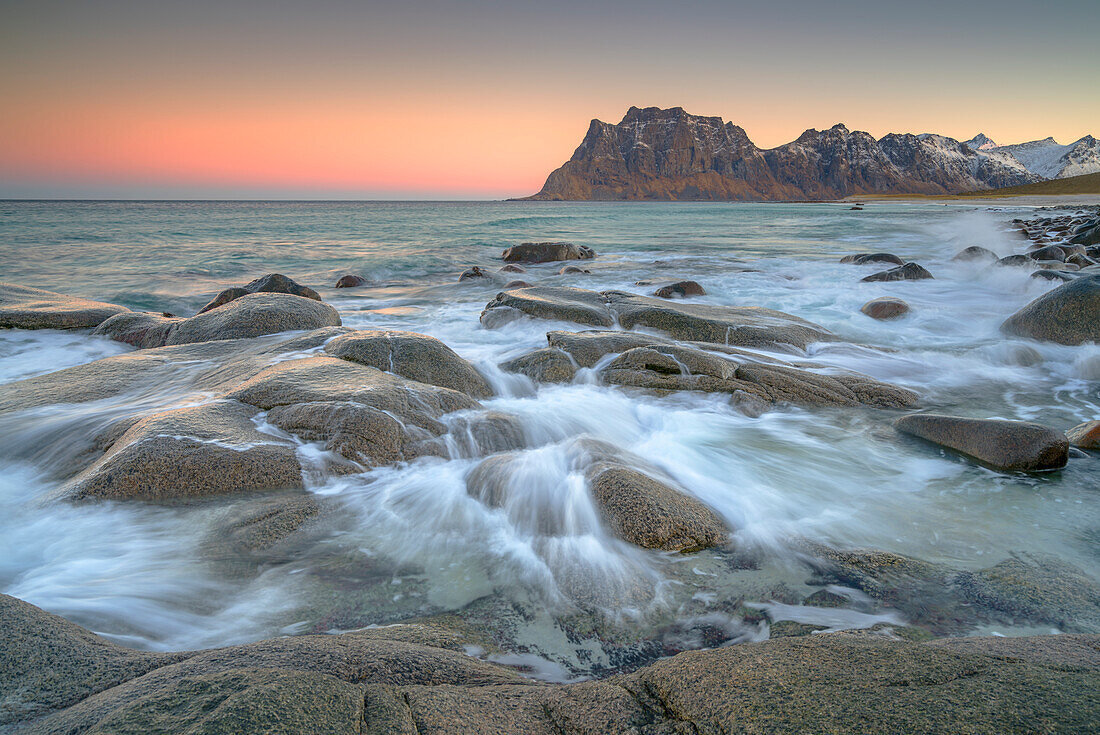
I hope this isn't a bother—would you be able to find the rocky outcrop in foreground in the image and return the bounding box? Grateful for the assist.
[0,283,130,329]
[894,414,1069,473]
[3,593,1097,734]
[523,106,1043,201]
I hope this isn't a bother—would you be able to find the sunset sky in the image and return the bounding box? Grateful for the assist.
[2,0,1097,199]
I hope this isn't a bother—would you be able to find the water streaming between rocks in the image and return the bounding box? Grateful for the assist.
[1,200,1097,677]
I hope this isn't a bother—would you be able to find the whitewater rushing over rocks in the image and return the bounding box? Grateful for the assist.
[1,200,1099,731]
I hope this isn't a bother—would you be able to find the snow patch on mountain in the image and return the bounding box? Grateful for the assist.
[991,136,1100,179]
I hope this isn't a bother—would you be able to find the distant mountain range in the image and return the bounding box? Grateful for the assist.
[522,107,1100,201]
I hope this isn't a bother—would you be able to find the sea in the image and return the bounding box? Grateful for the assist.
[1,200,1097,673]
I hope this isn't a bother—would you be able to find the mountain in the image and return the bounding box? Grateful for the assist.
[522,107,1046,201]
[965,133,998,151]
[991,136,1100,179]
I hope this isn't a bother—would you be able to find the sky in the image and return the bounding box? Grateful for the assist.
[1,0,1098,199]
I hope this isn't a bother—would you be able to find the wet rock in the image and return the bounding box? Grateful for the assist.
[1029,245,1066,262]
[653,280,706,298]
[334,274,366,288]
[499,347,577,383]
[1031,270,1076,283]
[557,265,590,275]
[459,266,492,282]
[0,282,130,330]
[58,401,304,502]
[839,253,905,266]
[894,413,1068,472]
[995,254,1032,268]
[1070,223,1100,246]
[1001,274,1100,345]
[1066,420,1100,450]
[804,589,848,607]
[586,462,728,552]
[0,594,182,727]
[1066,253,1096,268]
[202,493,326,574]
[860,297,910,320]
[861,262,934,282]
[499,264,526,274]
[166,293,342,346]
[501,242,595,263]
[442,411,527,456]
[324,329,492,398]
[481,286,614,328]
[92,311,184,348]
[503,280,531,288]
[198,273,321,314]
[952,246,998,262]
[769,621,828,638]
[479,305,525,329]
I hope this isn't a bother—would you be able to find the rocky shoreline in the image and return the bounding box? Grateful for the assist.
[1,206,1100,732]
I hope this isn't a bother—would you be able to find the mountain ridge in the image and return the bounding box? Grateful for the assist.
[523,107,1097,201]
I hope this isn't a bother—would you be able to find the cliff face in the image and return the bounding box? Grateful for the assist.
[525,107,1043,201]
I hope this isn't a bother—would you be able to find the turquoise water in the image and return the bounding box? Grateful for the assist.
[1,200,1097,666]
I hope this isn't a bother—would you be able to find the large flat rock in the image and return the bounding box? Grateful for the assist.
[0,282,130,330]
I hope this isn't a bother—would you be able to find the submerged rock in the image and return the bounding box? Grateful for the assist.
[501,242,595,263]
[557,265,590,275]
[860,297,910,320]
[894,413,1068,472]
[499,264,526,273]
[459,266,491,282]
[503,280,531,288]
[653,280,706,298]
[334,274,366,288]
[861,262,934,282]
[198,273,321,313]
[0,282,130,330]
[1001,274,1100,345]
[840,253,905,266]
[995,254,1033,268]
[324,329,492,398]
[499,346,577,383]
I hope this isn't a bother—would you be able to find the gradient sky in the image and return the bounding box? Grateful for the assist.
[2,0,1098,199]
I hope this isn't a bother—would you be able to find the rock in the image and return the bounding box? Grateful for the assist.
[166,293,342,346]
[1029,245,1066,262]
[4,592,1099,734]
[1001,275,1100,345]
[1066,420,1100,450]
[324,330,492,398]
[499,264,526,273]
[995,254,1032,267]
[202,493,325,573]
[557,265,590,275]
[861,262,933,282]
[91,311,184,348]
[1067,253,1096,268]
[198,274,321,314]
[1070,224,1100,246]
[952,246,998,262]
[848,205,863,210]
[481,287,614,328]
[58,401,304,502]
[459,266,492,282]
[653,280,706,298]
[441,411,527,456]
[840,253,905,266]
[0,282,130,330]
[499,347,577,383]
[604,291,838,350]
[1031,270,1076,282]
[894,413,1068,472]
[860,297,910,320]
[334,274,366,288]
[804,589,848,607]
[769,621,828,638]
[501,242,595,263]
[586,462,728,552]
[503,280,531,289]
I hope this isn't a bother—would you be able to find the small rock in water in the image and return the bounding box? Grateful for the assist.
[861,262,933,282]
[503,280,531,289]
[1066,421,1100,450]
[653,281,706,299]
[499,264,526,273]
[458,266,491,282]
[558,265,591,275]
[894,413,1069,472]
[501,242,595,264]
[1029,245,1066,263]
[839,253,905,266]
[198,273,320,314]
[952,246,998,262]
[860,297,910,320]
[1031,270,1076,282]
[334,274,367,288]
[995,254,1032,268]
[803,589,848,608]
[1001,274,1100,345]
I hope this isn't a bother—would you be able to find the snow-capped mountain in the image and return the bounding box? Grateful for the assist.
[524,107,1043,201]
[964,134,998,151]
[990,136,1100,179]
